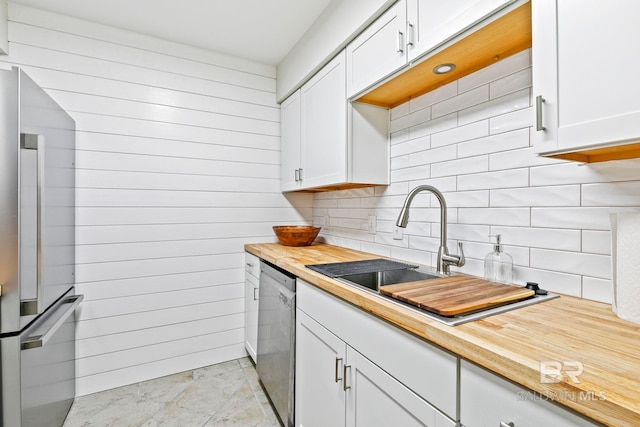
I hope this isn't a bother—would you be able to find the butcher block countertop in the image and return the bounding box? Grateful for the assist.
[245,242,640,426]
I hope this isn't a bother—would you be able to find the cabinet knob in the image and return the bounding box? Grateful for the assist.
[500,422,515,427]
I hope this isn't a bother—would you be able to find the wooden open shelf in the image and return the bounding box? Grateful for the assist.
[355,2,532,109]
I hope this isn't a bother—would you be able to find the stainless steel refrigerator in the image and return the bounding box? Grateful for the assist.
[0,66,81,427]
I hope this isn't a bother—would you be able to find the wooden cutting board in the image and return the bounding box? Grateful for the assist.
[379,276,535,317]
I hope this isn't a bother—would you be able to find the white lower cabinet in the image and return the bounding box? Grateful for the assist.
[460,360,600,427]
[244,252,260,363]
[296,279,456,427]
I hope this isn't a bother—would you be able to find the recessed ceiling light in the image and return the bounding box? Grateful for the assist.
[433,63,456,74]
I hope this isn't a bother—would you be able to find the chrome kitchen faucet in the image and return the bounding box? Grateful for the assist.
[396,185,465,275]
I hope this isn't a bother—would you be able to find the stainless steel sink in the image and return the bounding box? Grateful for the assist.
[306,259,559,326]
[339,269,443,292]
[335,268,559,327]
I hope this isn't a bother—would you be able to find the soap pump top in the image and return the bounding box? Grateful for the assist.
[484,234,513,284]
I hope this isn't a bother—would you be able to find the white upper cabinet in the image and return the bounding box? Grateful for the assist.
[280,50,389,192]
[406,0,512,61]
[346,0,408,99]
[300,51,348,189]
[532,0,640,161]
[280,90,302,192]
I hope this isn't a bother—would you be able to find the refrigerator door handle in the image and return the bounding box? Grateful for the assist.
[19,133,44,317]
[21,294,83,350]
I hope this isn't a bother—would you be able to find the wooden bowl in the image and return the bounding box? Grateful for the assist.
[273,226,321,247]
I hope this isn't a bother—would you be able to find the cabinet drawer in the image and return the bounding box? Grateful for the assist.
[460,360,600,427]
[245,252,260,278]
[298,279,458,419]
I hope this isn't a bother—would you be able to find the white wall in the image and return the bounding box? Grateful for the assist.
[2,3,312,395]
[276,0,395,102]
[314,49,640,304]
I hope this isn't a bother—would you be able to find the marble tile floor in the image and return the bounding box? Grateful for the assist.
[63,357,281,427]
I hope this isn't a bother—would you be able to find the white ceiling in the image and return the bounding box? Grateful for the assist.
[10,0,333,66]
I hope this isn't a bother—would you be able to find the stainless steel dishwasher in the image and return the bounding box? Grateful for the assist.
[256,260,296,427]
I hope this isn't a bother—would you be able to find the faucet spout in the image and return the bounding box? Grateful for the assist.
[395,185,465,274]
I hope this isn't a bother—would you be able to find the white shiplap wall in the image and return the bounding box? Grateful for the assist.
[314,49,640,305]
[2,3,312,395]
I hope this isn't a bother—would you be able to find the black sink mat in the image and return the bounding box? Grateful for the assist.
[306,259,418,278]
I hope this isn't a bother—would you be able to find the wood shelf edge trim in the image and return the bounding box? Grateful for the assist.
[543,141,640,163]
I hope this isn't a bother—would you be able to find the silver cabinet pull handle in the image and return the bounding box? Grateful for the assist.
[407,23,414,47]
[298,168,303,181]
[536,95,546,131]
[500,422,515,427]
[397,30,404,53]
[335,357,343,383]
[253,287,259,301]
[294,168,299,182]
[343,364,351,391]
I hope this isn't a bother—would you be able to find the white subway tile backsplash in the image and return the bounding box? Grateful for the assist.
[390,112,413,133]
[431,120,489,148]
[490,68,532,99]
[531,249,611,279]
[409,113,457,140]
[441,190,489,208]
[489,146,560,171]
[530,158,640,186]
[391,135,430,157]
[458,208,530,227]
[582,277,613,304]
[458,168,528,191]
[391,102,410,120]
[431,155,488,178]
[458,128,529,158]
[490,185,580,207]
[409,145,457,166]
[391,164,431,182]
[489,226,581,251]
[531,207,640,230]
[489,107,533,135]
[582,181,640,206]
[314,54,639,305]
[432,86,488,119]
[582,230,612,255]
[409,81,458,112]
[458,89,529,127]
[514,267,582,297]
[458,49,531,92]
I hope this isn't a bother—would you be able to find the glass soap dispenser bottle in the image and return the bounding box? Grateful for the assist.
[484,234,513,284]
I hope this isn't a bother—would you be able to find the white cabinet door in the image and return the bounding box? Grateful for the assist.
[346,0,408,98]
[406,0,511,61]
[460,361,600,427]
[280,90,302,192]
[244,253,260,362]
[532,0,640,155]
[300,51,347,190]
[296,310,347,427]
[346,347,455,427]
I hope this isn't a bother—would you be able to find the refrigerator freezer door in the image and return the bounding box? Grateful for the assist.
[0,290,82,427]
